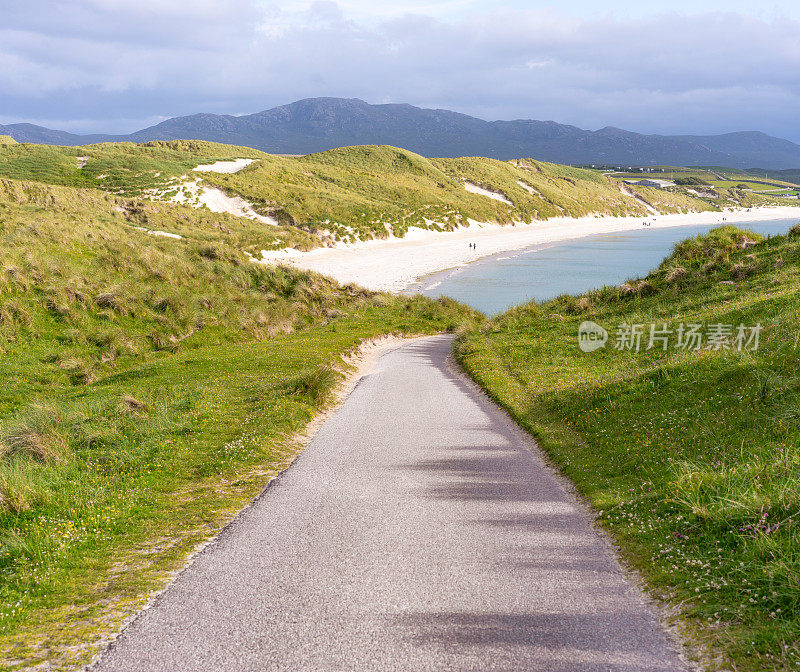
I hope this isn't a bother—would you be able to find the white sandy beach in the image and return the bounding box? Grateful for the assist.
[258,206,800,292]
[193,158,255,173]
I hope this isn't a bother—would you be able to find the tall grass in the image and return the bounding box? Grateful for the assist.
[0,174,480,669]
[206,145,663,240]
[4,140,776,249]
[0,140,264,196]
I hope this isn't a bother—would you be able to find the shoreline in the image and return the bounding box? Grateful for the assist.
[258,206,800,292]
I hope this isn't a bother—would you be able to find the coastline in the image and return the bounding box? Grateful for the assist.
[258,206,800,292]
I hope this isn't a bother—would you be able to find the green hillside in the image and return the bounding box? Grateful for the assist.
[748,168,800,186]
[609,165,800,200]
[202,147,680,241]
[0,176,478,670]
[0,140,265,195]
[457,226,800,671]
[0,136,16,146]
[3,140,791,249]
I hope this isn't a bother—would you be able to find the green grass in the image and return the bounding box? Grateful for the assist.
[0,140,266,197]
[619,166,796,186]
[457,225,800,671]
[3,141,746,247]
[0,175,318,258]
[628,183,720,213]
[199,146,666,241]
[4,140,794,250]
[710,180,793,192]
[0,176,479,670]
[611,168,794,213]
[608,166,800,210]
[746,169,800,187]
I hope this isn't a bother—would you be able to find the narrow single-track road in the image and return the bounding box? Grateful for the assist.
[94,335,688,672]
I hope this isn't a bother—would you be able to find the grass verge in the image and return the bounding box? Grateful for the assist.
[457,225,800,671]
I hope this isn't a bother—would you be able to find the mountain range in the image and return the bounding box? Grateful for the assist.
[2,97,800,169]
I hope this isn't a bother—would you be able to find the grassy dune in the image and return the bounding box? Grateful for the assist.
[0,176,478,670]
[4,140,787,249]
[204,147,663,241]
[0,140,265,196]
[457,226,800,671]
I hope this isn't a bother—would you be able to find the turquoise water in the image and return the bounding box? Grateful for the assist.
[410,218,797,315]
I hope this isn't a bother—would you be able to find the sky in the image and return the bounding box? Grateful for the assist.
[2,0,800,141]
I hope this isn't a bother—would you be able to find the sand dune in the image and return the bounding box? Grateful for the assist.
[150,177,279,226]
[464,181,514,205]
[193,158,255,173]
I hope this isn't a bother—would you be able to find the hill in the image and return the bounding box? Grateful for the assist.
[747,167,800,185]
[3,98,800,169]
[457,226,800,671]
[1,140,785,252]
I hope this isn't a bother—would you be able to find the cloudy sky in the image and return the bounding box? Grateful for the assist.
[2,0,799,140]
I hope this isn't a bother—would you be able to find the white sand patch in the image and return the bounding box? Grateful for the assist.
[148,177,279,226]
[619,184,658,215]
[193,158,255,174]
[687,188,719,198]
[464,182,514,206]
[77,157,88,169]
[517,180,541,197]
[197,185,279,226]
[256,206,800,293]
[132,226,183,239]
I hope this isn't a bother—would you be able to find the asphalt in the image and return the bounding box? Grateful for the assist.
[93,335,689,672]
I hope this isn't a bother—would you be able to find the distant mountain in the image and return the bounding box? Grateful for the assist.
[0,122,108,146]
[3,98,800,169]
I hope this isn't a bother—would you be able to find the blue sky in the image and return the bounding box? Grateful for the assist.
[2,0,800,141]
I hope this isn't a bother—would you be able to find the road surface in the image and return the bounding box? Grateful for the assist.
[93,335,688,672]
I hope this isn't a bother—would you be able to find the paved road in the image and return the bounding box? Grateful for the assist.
[94,336,688,672]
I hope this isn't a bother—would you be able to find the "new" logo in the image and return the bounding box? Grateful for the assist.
[578,321,608,353]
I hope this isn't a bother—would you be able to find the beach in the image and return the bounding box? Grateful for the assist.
[258,206,800,292]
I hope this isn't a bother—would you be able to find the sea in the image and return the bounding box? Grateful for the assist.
[408,218,798,315]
